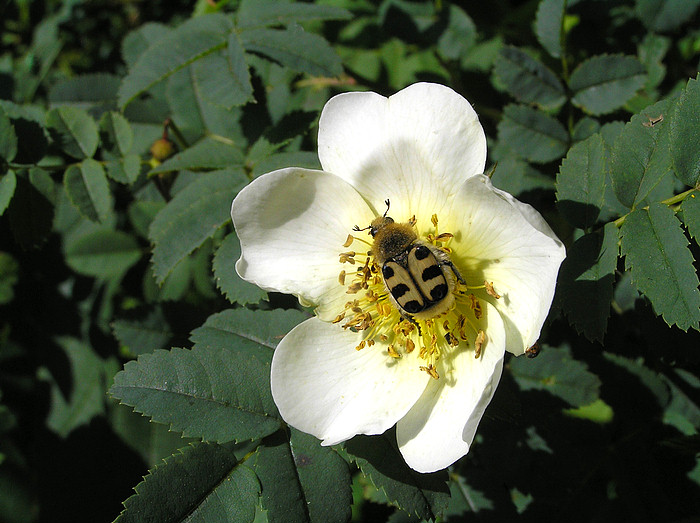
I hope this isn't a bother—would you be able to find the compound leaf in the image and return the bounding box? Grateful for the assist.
[670,75,700,187]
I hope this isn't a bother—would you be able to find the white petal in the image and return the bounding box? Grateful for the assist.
[271,318,430,445]
[447,175,566,354]
[231,168,375,320]
[396,302,506,473]
[317,82,487,221]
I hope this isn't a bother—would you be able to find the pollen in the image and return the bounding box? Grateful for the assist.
[335,211,489,377]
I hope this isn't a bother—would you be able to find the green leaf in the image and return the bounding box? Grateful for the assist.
[113,308,172,357]
[64,159,113,222]
[191,33,253,109]
[556,133,606,228]
[110,343,281,443]
[0,252,19,305]
[555,223,619,342]
[118,14,233,108]
[437,5,477,61]
[569,55,647,115]
[105,154,141,185]
[635,0,700,32]
[189,308,307,358]
[38,337,106,437]
[497,104,569,163]
[236,0,351,28]
[150,137,244,174]
[48,73,121,110]
[344,433,450,521]
[0,106,17,163]
[254,429,352,523]
[609,98,676,209]
[240,26,342,77]
[115,442,259,523]
[46,106,99,159]
[535,0,565,58]
[620,203,700,331]
[65,228,141,279]
[0,171,16,216]
[121,22,172,69]
[99,111,134,155]
[213,233,268,305]
[128,200,164,239]
[670,75,700,187]
[149,169,246,284]
[681,192,700,242]
[510,344,602,406]
[493,46,565,109]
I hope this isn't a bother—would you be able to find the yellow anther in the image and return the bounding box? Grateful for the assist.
[346,282,362,294]
[431,214,438,227]
[343,234,354,248]
[474,330,486,359]
[332,313,345,324]
[420,364,439,379]
[338,270,346,285]
[387,344,401,358]
[484,281,501,299]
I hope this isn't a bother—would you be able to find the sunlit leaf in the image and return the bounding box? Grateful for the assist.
[497,104,568,163]
[65,228,141,279]
[240,26,342,77]
[620,203,700,331]
[670,75,700,187]
[556,133,606,228]
[569,55,647,115]
[149,169,246,283]
[609,98,676,209]
[493,46,565,109]
[681,192,700,242]
[149,137,244,174]
[115,442,259,523]
[47,106,99,159]
[64,159,112,222]
[236,0,351,28]
[213,233,268,305]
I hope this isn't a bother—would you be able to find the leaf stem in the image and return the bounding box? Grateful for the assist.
[612,188,698,228]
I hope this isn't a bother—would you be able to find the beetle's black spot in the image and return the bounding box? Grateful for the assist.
[403,300,422,314]
[431,284,448,301]
[414,245,430,260]
[422,265,442,281]
[391,283,410,299]
[382,265,394,279]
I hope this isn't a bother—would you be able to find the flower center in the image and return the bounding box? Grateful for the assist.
[335,213,498,379]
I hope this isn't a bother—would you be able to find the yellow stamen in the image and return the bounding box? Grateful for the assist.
[484,280,501,299]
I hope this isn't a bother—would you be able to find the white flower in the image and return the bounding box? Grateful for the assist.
[231,83,565,473]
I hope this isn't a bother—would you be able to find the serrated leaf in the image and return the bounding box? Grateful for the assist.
[681,192,700,242]
[535,0,565,58]
[497,104,569,163]
[213,233,268,305]
[110,344,281,443]
[115,442,259,523]
[556,133,606,228]
[99,111,134,155]
[189,308,307,357]
[437,5,476,61]
[635,0,700,32]
[0,170,16,216]
[0,106,17,163]
[121,22,172,69]
[555,223,619,342]
[344,433,450,521]
[128,200,164,239]
[620,203,700,331]
[47,106,99,159]
[240,26,342,77]
[494,46,565,109]
[237,0,351,28]
[64,159,113,222]
[191,33,253,109]
[510,344,602,406]
[609,98,676,209]
[254,430,352,523]
[149,169,246,284]
[670,75,700,187]
[38,337,106,437]
[118,14,233,108]
[105,154,141,185]
[113,309,172,357]
[150,137,244,174]
[569,55,647,115]
[65,228,141,279]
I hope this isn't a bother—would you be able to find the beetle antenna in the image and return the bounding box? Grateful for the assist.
[383,199,390,217]
[353,224,371,232]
